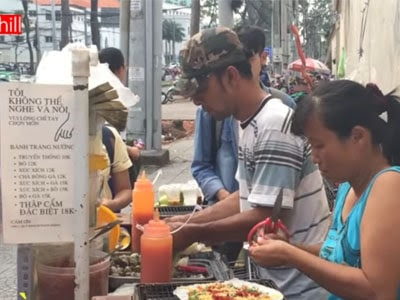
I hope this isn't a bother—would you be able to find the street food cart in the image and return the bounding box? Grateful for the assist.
[0,45,285,300]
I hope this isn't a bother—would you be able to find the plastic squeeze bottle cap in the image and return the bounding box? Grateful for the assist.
[143,209,171,237]
[134,170,153,189]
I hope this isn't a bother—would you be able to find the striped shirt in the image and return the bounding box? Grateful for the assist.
[237,97,331,299]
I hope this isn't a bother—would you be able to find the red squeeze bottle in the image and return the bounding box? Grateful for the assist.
[131,171,155,253]
[140,209,173,283]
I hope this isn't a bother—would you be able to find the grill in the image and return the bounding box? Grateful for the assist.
[229,261,260,280]
[158,205,206,218]
[136,279,281,300]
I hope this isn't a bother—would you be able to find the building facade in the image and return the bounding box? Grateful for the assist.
[330,0,400,92]
[0,0,119,66]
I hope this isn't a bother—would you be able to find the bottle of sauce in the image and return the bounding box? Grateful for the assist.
[140,210,173,283]
[131,171,155,253]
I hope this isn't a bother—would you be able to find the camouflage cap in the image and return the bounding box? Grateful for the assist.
[176,26,247,97]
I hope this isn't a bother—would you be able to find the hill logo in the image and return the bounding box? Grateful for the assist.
[0,14,22,35]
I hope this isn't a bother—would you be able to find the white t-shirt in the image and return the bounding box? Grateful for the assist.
[237,97,330,299]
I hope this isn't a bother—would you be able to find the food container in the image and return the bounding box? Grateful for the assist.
[109,251,230,291]
[37,251,110,300]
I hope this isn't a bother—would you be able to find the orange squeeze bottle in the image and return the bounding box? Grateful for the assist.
[131,171,155,253]
[140,209,173,283]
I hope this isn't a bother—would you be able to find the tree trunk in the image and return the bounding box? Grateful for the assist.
[190,0,200,36]
[15,44,19,65]
[60,0,72,49]
[172,39,175,63]
[91,0,101,49]
[22,0,34,75]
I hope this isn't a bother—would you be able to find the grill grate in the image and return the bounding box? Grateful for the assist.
[229,261,260,280]
[136,279,281,300]
[158,206,206,218]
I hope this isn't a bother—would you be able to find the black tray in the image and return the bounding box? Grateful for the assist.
[110,259,215,291]
[158,205,206,218]
[135,279,281,300]
[109,251,231,291]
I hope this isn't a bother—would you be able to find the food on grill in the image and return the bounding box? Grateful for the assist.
[188,282,271,300]
[174,279,283,300]
[109,253,207,279]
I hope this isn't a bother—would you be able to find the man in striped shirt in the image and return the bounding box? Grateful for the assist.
[167,27,331,299]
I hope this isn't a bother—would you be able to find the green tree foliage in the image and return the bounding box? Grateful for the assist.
[297,0,333,60]
[200,0,218,28]
[162,19,186,64]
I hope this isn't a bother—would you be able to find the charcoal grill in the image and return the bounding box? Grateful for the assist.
[158,205,206,218]
[229,261,260,280]
[136,279,281,300]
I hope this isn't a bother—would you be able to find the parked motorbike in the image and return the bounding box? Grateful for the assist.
[161,81,179,104]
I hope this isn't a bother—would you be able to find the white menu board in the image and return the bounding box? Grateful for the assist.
[0,83,76,244]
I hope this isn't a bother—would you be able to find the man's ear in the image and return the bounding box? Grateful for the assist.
[222,66,240,92]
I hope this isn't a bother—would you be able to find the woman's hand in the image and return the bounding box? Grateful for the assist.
[249,236,292,268]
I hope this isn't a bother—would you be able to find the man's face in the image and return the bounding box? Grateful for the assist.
[115,65,127,83]
[191,73,234,120]
[248,52,265,80]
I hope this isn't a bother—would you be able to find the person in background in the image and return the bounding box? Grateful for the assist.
[192,109,238,204]
[251,80,400,299]
[260,48,271,87]
[99,47,142,185]
[101,125,132,212]
[168,27,330,299]
[192,26,296,206]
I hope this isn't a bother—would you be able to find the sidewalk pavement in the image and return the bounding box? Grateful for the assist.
[0,235,17,300]
[161,98,197,120]
[0,134,195,299]
[144,134,195,189]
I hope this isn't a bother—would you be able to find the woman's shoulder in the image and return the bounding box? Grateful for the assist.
[364,167,400,214]
[372,166,400,190]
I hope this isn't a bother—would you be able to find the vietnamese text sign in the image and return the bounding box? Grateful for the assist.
[0,83,76,244]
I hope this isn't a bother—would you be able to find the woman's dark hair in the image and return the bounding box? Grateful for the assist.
[98,47,124,74]
[292,80,400,165]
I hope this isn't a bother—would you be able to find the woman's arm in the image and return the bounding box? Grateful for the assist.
[251,172,400,300]
[102,169,132,212]
[359,171,400,299]
[251,240,376,300]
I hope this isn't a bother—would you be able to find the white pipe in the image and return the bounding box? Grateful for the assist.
[71,48,90,300]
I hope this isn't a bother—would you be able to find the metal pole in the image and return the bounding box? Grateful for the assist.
[271,0,274,73]
[144,0,153,149]
[51,0,57,50]
[128,0,147,147]
[71,48,90,300]
[84,9,88,46]
[119,0,130,86]
[218,0,233,27]
[152,0,162,150]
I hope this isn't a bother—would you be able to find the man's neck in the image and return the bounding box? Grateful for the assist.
[234,83,268,122]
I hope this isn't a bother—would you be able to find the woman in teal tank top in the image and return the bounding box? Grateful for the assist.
[250,80,400,299]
